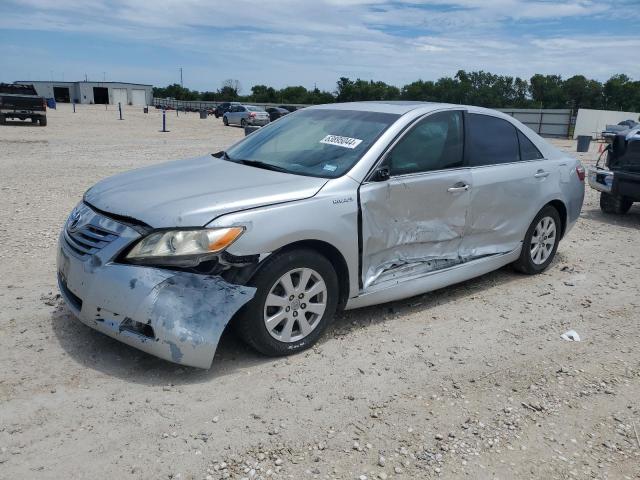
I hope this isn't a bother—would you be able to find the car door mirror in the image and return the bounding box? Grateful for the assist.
[372,165,390,182]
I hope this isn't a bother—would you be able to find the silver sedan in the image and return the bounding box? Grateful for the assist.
[58,101,585,368]
[223,104,270,127]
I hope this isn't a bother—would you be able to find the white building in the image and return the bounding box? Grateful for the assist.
[13,81,153,106]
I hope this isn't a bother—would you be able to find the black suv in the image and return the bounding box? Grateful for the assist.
[214,102,239,118]
[588,126,640,214]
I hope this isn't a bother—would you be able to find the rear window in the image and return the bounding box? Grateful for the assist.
[225,109,399,178]
[246,106,264,112]
[518,130,544,160]
[466,114,520,166]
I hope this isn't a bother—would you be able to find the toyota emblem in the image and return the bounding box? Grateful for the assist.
[68,209,82,232]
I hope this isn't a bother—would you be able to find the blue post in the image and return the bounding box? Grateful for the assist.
[73,102,76,113]
[118,102,123,120]
[161,109,169,132]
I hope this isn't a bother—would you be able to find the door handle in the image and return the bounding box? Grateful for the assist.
[447,184,470,193]
[534,170,550,178]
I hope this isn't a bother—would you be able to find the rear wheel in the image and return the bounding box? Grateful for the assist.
[600,192,632,214]
[241,119,247,128]
[39,116,47,126]
[31,117,38,124]
[235,249,339,356]
[0,114,6,125]
[513,205,561,274]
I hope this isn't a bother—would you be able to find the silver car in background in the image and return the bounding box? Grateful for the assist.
[58,102,585,368]
[223,104,270,127]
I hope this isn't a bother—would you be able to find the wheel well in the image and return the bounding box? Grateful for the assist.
[275,240,350,310]
[546,200,567,238]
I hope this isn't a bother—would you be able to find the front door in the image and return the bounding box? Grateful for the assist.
[359,110,471,290]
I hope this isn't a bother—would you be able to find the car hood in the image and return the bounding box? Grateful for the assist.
[84,155,328,228]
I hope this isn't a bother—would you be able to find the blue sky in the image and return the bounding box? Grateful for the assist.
[1,0,638,94]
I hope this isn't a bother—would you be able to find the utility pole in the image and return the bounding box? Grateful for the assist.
[180,67,183,87]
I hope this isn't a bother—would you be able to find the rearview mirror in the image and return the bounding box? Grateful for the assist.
[372,166,390,182]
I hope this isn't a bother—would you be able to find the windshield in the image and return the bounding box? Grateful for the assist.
[224,109,399,178]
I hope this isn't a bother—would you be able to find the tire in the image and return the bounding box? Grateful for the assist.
[512,205,561,274]
[600,192,632,214]
[223,116,229,126]
[0,114,5,125]
[31,117,38,124]
[235,249,339,356]
[215,113,220,118]
[39,116,47,126]
[241,119,247,128]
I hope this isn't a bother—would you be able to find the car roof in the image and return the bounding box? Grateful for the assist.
[308,101,512,119]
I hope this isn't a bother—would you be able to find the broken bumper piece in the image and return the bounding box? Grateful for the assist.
[57,220,255,369]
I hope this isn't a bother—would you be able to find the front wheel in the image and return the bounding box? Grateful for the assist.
[235,249,339,356]
[512,206,561,274]
[222,116,229,126]
[600,192,632,214]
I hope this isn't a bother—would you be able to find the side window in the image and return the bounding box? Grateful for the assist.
[466,114,520,166]
[517,130,544,160]
[387,111,463,175]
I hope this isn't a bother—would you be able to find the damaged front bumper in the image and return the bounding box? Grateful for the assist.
[56,205,256,368]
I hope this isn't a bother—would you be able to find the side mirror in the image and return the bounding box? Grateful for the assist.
[372,166,390,182]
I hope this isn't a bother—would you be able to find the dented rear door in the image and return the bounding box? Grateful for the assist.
[459,113,551,259]
[359,110,470,290]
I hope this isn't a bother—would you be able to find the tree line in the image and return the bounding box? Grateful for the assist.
[152,71,640,112]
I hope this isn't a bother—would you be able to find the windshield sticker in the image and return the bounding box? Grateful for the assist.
[320,135,363,149]
[323,164,338,172]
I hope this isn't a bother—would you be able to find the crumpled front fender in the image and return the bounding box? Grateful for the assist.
[58,239,256,368]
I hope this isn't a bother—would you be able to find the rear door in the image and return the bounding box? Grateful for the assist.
[231,106,244,124]
[226,105,237,123]
[359,110,471,290]
[459,113,550,259]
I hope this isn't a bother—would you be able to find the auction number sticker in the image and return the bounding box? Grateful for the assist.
[320,135,363,149]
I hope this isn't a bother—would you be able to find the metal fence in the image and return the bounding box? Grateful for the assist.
[498,108,573,138]
[153,98,574,138]
[153,98,309,111]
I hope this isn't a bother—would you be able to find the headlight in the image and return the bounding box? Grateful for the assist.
[125,227,244,266]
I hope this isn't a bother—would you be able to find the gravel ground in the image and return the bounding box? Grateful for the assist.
[1,104,639,480]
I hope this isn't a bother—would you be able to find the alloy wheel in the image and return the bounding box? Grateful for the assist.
[530,216,556,265]
[263,268,327,343]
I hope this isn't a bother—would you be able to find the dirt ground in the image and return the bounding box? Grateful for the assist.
[1,104,639,480]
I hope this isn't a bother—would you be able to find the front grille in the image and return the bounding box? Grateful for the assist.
[64,222,119,258]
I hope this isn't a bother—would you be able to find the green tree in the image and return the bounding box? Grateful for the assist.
[529,74,566,108]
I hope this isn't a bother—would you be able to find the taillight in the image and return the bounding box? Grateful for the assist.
[576,165,585,182]
[249,112,256,118]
